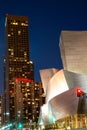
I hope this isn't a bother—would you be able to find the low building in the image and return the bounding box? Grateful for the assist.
[38,31,87,129]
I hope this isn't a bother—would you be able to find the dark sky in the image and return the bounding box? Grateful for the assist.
[0,0,87,93]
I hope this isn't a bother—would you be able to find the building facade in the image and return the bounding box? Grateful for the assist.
[14,78,34,126]
[34,82,45,123]
[38,31,87,130]
[4,14,45,129]
[14,79,45,128]
[0,95,2,128]
[5,14,34,124]
[59,31,87,74]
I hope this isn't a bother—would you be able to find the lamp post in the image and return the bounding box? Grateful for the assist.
[6,112,10,124]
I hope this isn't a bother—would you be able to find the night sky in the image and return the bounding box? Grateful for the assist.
[0,0,87,93]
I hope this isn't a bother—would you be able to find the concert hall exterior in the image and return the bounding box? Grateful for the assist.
[38,31,87,129]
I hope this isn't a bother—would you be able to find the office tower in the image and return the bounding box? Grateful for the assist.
[5,14,34,123]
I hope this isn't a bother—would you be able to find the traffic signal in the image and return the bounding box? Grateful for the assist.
[76,88,83,97]
[18,122,22,129]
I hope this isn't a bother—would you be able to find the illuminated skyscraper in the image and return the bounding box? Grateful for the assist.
[5,14,34,123]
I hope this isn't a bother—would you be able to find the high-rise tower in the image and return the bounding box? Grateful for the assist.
[5,14,34,123]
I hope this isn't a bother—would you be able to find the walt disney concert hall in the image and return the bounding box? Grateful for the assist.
[38,31,87,130]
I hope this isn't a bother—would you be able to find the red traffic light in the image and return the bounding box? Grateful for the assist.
[76,88,83,97]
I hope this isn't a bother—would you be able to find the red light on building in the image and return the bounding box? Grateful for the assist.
[14,77,33,83]
[76,88,83,97]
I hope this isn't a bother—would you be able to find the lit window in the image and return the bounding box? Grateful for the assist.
[32,102,34,105]
[8,34,11,37]
[26,117,28,119]
[11,52,14,56]
[8,48,13,51]
[18,30,21,35]
[25,93,28,97]
[26,82,29,86]
[24,52,27,56]
[27,89,30,92]
[26,110,28,113]
[14,59,16,61]
[22,74,25,76]
[28,102,31,104]
[29,61,33,64]
[21,23,28,26]
[11,22,18,25]
[11,32,13,35]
